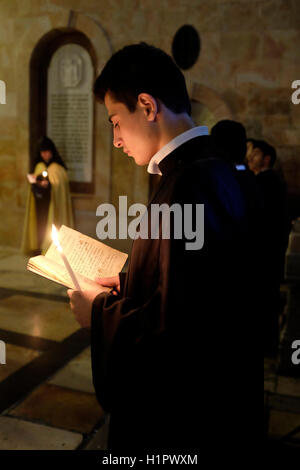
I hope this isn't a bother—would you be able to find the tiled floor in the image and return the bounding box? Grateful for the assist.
[0,343,40,382]
[10,383,104,434]
[265,356,300,446]
[0,416,83,450]
[48,346,94,393]
[0,249,108,450]
[0,295,79,341]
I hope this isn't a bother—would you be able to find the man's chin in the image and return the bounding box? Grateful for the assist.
[132,155,150,166]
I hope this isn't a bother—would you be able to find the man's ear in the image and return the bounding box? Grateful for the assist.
[137,93,158,121]
[264,155,271,167]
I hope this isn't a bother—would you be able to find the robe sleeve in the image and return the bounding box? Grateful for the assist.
[90,272,168,411]
[118,272,126,297]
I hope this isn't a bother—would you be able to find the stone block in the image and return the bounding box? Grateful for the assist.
[0,416,82,450]
[10,383,104,434]
[221,89,247,115]
[0,208,24,247]
[260,0,293,30]
[242,115,264,138]
[292,0,300,29]
[47,347,94,394]
[185,2,222,32]
[0,343,40,382]
[235,61,283,89]
[0,19,14,45]
[220,32,261,62]
[220,1,264,32]
[157,8,190,39]
[199,32,220,64]
[262,31,300,63]
[277,376,300,397]
[269,410,300,438]
[247,86,291,116]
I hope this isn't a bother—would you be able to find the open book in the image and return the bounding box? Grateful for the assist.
[27,225,128,290]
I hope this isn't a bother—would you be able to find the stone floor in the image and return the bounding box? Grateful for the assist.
[265,355,300,448]
[5,246,297,450]
[0,247,108,450]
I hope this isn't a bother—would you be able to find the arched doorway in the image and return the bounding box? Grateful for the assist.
[29,28,97,194]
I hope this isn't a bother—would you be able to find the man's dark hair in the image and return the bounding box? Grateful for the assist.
[93,42,191,115]
[210,120,247,164]
[253,139,277,167]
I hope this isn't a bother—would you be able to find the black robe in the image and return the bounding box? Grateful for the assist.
[256,169,289,356]
[91,135,259,450]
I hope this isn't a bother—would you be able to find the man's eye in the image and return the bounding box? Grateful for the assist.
[114,123,119,129]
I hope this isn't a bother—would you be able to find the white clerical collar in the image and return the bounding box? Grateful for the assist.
[147,125,209,175]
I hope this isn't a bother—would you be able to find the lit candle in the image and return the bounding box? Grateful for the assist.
[51,225,81,291]
[42,170,48,178]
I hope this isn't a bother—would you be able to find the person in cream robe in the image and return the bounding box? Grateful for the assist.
[21,136,74,255]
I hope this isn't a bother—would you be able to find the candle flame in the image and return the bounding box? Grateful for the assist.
[52,224,62,252]
[42,171,48,178]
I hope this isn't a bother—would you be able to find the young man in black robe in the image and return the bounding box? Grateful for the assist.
[248,140,289,356]
[68,43,259,451]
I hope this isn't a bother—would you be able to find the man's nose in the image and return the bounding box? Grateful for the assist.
[113,134,123,149]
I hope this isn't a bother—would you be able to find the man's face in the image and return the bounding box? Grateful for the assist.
[247,147,265,174]
[245,141,254,162]
[104,91,159,166]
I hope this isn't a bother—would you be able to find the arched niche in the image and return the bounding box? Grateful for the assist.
[190,82,233,129]
[191,100,218,131]
[29,28,97,193]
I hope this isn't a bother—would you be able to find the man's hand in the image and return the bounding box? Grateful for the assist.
[67,286,105,328]
[95,275,120,296]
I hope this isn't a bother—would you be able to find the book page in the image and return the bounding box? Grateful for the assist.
[45,225,128,281]
[27,255,111,292]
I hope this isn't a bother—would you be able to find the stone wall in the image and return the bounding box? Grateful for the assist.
[0,0,299,248]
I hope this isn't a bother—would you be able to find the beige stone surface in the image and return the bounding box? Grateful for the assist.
[221,32,261,62]
[260,0,294,31]
[10,383,103,433]
[0,343,40,382]
[277,376,300,397]
[47,346,94,393]
[269,409,300,438]
[0,416,82,450]
[0,295,77,341]
[220,1,265,32]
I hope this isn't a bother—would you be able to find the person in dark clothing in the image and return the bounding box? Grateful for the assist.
[68,43,259,450]
[211,121,265,223]
[245,138,257,168]
[211,122,273,360]
[248,140,289,281]
[248,139,289,356]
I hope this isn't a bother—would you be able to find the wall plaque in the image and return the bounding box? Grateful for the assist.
[47,44,93,183]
